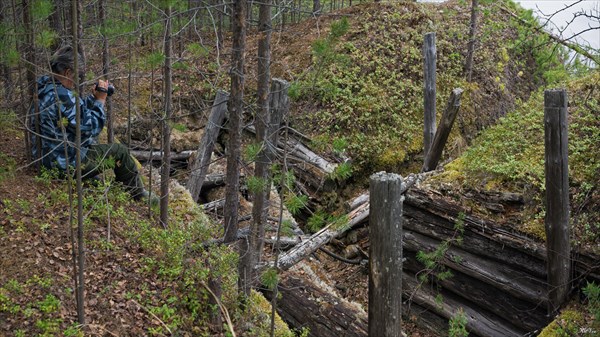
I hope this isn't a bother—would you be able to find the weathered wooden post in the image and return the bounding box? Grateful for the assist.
[423,32,436,157]
[269,78,289,145]
[369,172,403,337]
[422,88,463,172]
[544,89,571,315]
[187,90,229,202]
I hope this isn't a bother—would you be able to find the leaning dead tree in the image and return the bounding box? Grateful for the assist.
[187,90,229,202]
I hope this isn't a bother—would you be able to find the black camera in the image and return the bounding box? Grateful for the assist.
[95,83,115,96]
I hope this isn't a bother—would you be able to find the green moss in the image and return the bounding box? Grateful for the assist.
[244,290,295,337]
[538,308,584,337]
[292,0,553,177]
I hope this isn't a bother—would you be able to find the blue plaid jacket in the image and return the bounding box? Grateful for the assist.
[31,75,105,170]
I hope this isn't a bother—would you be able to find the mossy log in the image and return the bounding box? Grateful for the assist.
[262,268,368,337]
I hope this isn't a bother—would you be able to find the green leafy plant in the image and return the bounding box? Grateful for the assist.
[260,268,279,291]
[330,162,352,182]
[244,142,262,162]
[247,176,268,194]
[584,282,600,324]
[449,308,469,337]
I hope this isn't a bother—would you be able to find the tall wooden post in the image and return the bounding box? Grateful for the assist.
[369,172,403,337]
[423,32,436,157]
[544,89,571,315]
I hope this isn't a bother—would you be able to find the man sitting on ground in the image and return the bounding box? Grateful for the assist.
[31,45,157,204]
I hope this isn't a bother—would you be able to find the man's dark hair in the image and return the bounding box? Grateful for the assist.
[50,45,84,75]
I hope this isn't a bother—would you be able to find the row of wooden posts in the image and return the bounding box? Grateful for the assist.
[366,32,570,336]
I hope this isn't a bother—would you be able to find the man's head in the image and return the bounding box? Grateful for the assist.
[50,45,84,89]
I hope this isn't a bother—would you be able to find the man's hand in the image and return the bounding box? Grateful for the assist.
[93,79,109,103]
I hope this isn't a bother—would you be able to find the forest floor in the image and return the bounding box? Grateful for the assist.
[0,127,178,335]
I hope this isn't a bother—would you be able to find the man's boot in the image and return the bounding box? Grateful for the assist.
[130,175,159,207]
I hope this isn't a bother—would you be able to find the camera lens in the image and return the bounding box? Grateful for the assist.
[95,83,115,96]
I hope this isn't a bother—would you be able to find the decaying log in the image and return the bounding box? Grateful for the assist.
[201,226,303,249]
[276,201,369,271]
[403,231,547,306]
[404,188,548,260]
[403,204,547,278]
[403,271,525,337]
[200,174,227,190]
[344,192,369,212]
[262,267,368,337]
[403,250,547,332]
[131,150,194,162]
[245,124,338,194]
[202,198,225,213]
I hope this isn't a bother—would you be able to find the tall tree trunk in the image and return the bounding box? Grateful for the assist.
[22,0,38,165]
[240,0,272,296]
[99,0,113,143]
[217,0,224,52]
[313,0,320,16]
[76,0,85,80]
[465,0,478,82]
[224,0,247,243]
[0,1,13,105]
[71,0,85,324]
[49,0,64,48]
[160,4,173,228]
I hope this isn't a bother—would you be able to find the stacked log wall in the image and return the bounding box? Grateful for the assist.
[399,188,599,336]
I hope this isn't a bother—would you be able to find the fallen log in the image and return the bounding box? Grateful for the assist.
[276,201,369,271]
[202,198,225,213]
[403,231,547,306]
[131,150,194,162]
[245,124,338,194]
[403,271,525,337]
[403,250,547,332]
[262,266,368,337]
[200,174,227,190]
[403,204,547,278]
